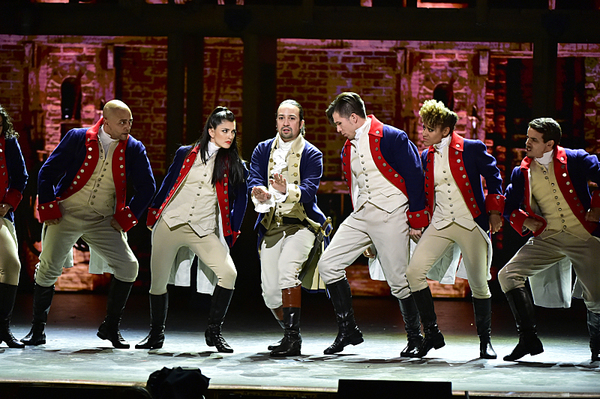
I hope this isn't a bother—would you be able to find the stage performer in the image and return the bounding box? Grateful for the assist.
[136,106,248,353]
[499,117,600,362]
[0,104,28,349]
[249,99,330,357]
[22,99,156,349]
[406,99,504,359]
[318,92,429,356]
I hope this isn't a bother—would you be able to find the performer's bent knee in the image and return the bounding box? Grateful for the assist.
[497,266,524,293]
[114,263,139,283]
[262,290,282,309]
[217,268,237,290]
[34,265,63,287]
[0,260,21,285]
[406,266,428,292]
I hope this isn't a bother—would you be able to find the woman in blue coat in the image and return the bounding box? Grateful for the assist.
[136,107,248,352]
[0,104,28,348]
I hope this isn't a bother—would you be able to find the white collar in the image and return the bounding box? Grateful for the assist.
[433,134,452,152]
[207,141,220,159]
[352,118,371,143]
[535,149,554,167]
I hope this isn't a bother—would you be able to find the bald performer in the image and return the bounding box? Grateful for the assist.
[22,100,156,348]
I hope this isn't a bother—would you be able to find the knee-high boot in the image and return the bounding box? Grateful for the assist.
[503,287,544,361]
[135,293,169,349]
[587,310,600,362]
[411,286,445,358]
[267,306,285,351]
[323,278,363,355]
[22,283,55,346]
[270,286,302,357]
[398,295,423,357]
[472,297,497,359]
[0,282,24,348]
[97,278,133,349]
[205,285,234,353]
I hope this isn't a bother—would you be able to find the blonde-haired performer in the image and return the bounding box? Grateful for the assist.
[0,104,28,348]
[406,99,505,359]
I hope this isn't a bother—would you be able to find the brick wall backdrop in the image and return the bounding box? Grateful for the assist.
[1,34,600,292]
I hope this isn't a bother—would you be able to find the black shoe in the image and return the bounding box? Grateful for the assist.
[473,297,497,359]
[414,326,445,358]
[22,284,54,346]
[503,287,543,361]
[480,340,497,360]
[400,336,423,358]
[503,334,543,361]
[97,321,130,349]
[0,283,24,348]
[324,324,364,355]
[411,287,445,358]
[267,338,283,351]
[324,279,364,355]
[205,324,233,353]
[97,278,133,349]
[205,286,235,353]
[136,331,164,350]
[22,324,46,346]
[136,293,168,350]
[270,330,302,357]
[398,295,423,357]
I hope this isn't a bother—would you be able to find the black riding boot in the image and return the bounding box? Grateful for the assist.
[97,278,133,349]
[587,310,600,362]
[205,285,234,353]
[0,282,24,348]
[267,306,285,351]
[323,278,364,355]
[136,293,169,349]
[398,295,423,357]
[503,287,544,361]
[472,297,497,359]
[22,284,55,346]
[270,286,302,357]
[411,287,445,358]
[270,307,302,357]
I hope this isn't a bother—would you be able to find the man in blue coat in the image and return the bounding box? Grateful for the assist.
[249,99,329,357]
[22,100,156,349]
[499,117,600,362]
[318,92,429,356]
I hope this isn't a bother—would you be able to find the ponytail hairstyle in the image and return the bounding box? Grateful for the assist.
[0,104,18,139]
[191,106,245,188]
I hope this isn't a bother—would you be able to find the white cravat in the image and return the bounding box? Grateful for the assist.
[99,126,117,155]
[535,149,554,168]
[433,134,452,153]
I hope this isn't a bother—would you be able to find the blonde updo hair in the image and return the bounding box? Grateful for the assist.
[419,99,458,133]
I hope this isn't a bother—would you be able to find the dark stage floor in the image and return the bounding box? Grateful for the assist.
[1,287,599,398]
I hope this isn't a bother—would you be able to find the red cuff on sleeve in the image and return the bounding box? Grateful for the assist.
[485,193,505,214]
[38,200,62,222]
[2,188,23,211]
[146,208,160,228]
[113,206,139,232]
[509,209,546,237]
[591,190,600,209]
[407,209,430,229]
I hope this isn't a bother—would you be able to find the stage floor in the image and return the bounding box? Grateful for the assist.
[1,289,599,398]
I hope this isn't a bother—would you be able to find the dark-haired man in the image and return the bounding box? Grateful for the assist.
[318,92,429,356]
[499,117,600,362]
[249,99,330,357]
